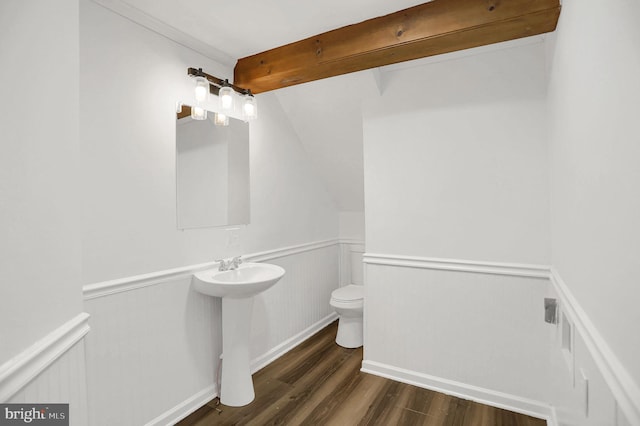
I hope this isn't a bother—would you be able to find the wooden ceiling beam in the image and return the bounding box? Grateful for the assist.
[234,0,560,93]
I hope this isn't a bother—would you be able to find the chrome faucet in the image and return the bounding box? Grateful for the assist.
[216,256,243,271]
[230,256,243,270]
[216,259,231,271]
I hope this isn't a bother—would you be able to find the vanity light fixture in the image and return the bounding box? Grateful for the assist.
[191,105,207,120]
[213,112,229,127]
[242,90,258,121]
[194,76,209,103]
[187,67,258,122]
[218,80,234,113]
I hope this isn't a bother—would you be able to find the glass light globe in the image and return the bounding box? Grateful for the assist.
[243,94,258,121]
[218,86,234,113]
[214,112,229,126]
[194,76,209,103]
[191,106,207,120]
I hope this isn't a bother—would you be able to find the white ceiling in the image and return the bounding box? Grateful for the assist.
[101,0,429,60]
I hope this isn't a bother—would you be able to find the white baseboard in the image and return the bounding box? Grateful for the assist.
[144,384,217,426]
[149,313,338,425]
[251,312,338,373]
[361,360,554,424]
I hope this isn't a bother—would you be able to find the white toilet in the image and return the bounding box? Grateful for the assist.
[330,284,364,348]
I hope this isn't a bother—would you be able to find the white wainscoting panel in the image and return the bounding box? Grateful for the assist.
[8,342,89,426]
[362,253,639,426]
[339,240,364,287]
[84,274,219,426]
[2,313,90,426]
[548,270,640,426]
[362,255,552,419]
[249,243,339,371]
[250,313,338,374]
[83,240,339,426]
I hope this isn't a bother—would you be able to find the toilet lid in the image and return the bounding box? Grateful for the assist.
[331,285,363,302]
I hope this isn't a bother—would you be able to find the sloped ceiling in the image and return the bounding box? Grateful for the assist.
[91,0,549,212]
[274,71,381,211]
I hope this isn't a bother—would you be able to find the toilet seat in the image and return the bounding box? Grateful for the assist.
[330,285,364,348]
[330,285,363,302]
[330,285,364,311]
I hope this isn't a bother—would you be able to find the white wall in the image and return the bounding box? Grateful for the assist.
[339,211,365,242]
[547,0,640,387]
[0,0,84,368]
[364,42,550,263]
[546,0,640,423]
[361,41,552,414]
[80,0,337,285]
[80,1,339,423]
[275,71,372,212]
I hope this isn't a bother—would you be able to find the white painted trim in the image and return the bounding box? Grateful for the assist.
[361,360,554,424]
[339,240,365,287]
[144,384,217,426]
[362,255,640,424]
[549,406,559,426]
[550,268,640,426]
[83,261,217,300]
[83,239,340,300]
[363,253,550,279]
[90,0,234,66]
[145,313,338,425]
[0,312,91,402]
[250,313,338,374]
[245,239,339,263]
[339,239,365,247]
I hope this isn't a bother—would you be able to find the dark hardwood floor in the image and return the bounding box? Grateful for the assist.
[178,321,545,426]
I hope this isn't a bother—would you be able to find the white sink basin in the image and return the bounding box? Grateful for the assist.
[193,262,285,298]
[192,261,286,407]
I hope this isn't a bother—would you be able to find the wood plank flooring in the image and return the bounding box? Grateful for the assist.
[178,321,546,426]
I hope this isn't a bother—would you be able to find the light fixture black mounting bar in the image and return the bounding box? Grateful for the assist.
[187,67,252,95]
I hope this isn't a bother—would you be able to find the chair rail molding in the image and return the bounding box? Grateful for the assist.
[363,253,551,279]
[0,312,91,402]
[550,268,640,426]
[362,252,639,425]
[83,238,341,300]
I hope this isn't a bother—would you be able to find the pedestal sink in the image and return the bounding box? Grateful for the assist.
[193,262,285,406]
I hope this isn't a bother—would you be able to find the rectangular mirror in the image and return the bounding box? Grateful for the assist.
[176,105,250,229]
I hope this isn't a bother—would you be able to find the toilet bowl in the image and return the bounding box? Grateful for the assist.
[330,285,364,348]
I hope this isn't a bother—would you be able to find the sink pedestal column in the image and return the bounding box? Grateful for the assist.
[220,297,255,406]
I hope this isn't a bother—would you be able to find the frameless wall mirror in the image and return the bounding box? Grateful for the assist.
[176,105,250,229]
